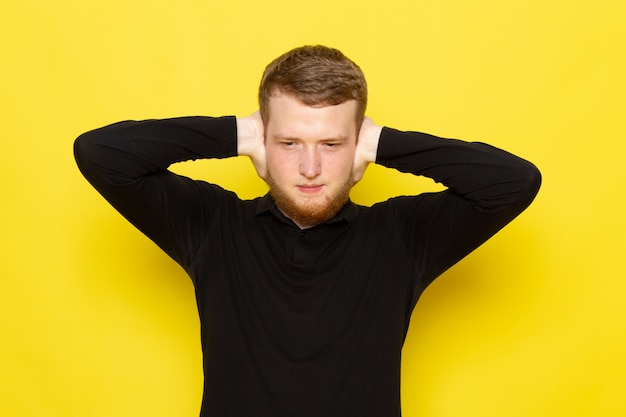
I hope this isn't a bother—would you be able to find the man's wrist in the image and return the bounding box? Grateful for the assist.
[359,120,382,163]
[236,114,262,156]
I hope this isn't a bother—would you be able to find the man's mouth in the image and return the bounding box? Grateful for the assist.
[296,184,324,194]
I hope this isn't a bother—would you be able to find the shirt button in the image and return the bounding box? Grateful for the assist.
[299,231,306,238]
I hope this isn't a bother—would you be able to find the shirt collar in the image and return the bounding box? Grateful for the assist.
[255,193,359,226]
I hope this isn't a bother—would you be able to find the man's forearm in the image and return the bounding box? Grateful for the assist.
[74,116,238,188]
[376,127,541,212]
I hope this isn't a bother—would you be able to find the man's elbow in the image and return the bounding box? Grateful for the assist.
[74,131,98,172]
[523,161,542,198]
[512,160,542,210]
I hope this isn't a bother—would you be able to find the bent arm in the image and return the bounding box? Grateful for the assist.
[376,127,541,285]
[74,116,239,267]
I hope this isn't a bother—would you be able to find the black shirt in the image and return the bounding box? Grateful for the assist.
[74,116,541,417]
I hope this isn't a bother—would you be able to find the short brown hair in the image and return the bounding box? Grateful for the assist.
[259,45,367,124]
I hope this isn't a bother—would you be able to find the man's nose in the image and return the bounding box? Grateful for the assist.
[299,147,321,178]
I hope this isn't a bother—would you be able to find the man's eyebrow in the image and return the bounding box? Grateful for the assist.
[273,134,349,141]
[272,134,298,140]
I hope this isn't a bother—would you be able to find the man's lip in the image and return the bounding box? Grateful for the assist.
[297,184,324,194]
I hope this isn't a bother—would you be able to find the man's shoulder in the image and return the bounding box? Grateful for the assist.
[190,179,263,214]
[354,193,435,223]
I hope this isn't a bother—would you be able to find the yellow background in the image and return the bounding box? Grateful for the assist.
[2,0,625,416]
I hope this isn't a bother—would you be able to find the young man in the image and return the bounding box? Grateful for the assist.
[75,45,541,417]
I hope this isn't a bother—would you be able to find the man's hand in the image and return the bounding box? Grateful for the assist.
[237,111,267,179]
[353,116,382,183]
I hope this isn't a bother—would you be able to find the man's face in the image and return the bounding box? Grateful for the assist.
[264,93,359,228]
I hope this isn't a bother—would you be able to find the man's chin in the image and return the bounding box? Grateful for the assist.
[275,197,338,228]
[269,189,349,228]
[266,175,354,228]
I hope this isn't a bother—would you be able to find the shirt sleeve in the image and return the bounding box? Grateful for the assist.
[74,116,239,268]
[375,127,542,287]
